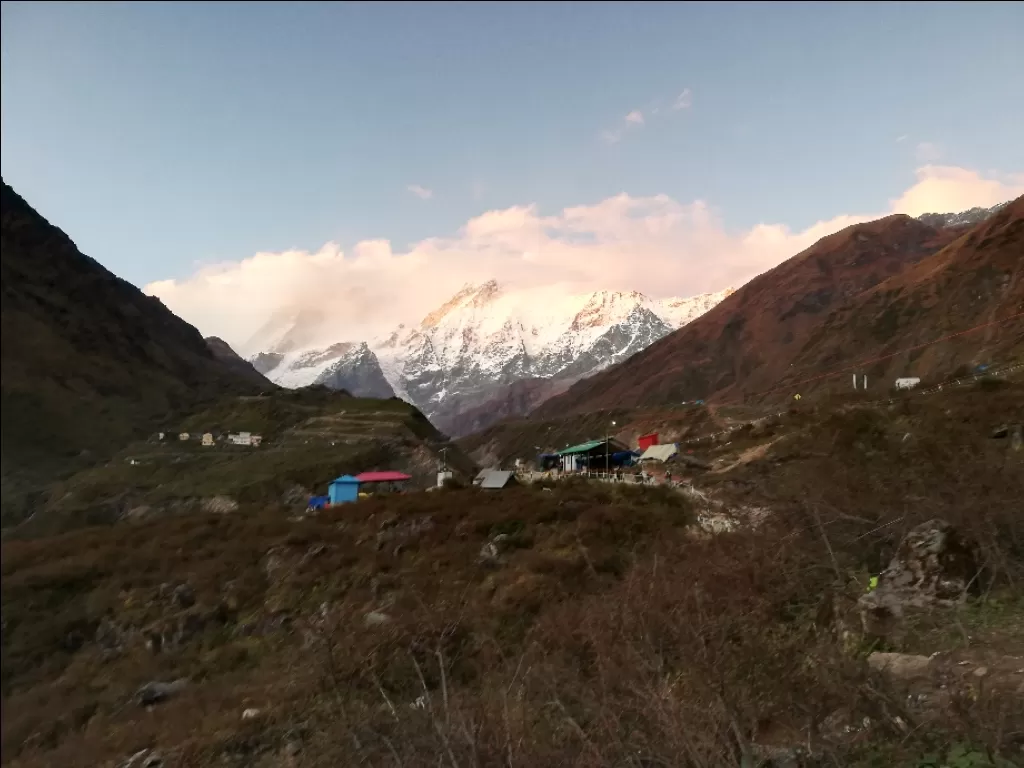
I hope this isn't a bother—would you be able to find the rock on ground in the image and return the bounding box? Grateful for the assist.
[859,519,980,641]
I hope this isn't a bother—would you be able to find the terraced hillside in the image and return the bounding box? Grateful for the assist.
[19,387,475,536]
[0,181,272,524]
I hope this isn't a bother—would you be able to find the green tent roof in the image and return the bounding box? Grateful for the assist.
[557,439,607,455]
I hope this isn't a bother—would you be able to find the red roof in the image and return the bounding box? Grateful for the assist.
[355,471,412,483]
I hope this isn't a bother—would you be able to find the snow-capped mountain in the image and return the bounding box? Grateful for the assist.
[251,281,733,434]
[916,202,1008,229]
[260,341,395,398]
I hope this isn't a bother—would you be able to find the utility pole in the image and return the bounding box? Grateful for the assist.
[605,420,617,475]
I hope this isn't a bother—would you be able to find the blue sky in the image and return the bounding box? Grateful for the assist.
[2,1,1023,344]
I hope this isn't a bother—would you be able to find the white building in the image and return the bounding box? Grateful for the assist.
[201,433,214,446]
[894,377,921,390]
[227,431,262,446]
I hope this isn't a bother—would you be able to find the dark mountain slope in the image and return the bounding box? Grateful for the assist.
[0,181,272,522]
[204,336,273,388]
[534,199,1024,417]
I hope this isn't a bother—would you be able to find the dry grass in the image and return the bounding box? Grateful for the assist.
[2,382,1023,767]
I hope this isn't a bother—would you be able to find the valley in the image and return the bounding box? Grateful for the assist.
[2,182,1022,768]
[4,7,1023,766]
[3,375,1022,768]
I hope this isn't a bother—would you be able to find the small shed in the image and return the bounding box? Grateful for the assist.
[556,438,630,472]
[328,475,361,505]
[201,433,214,446]
[474,469,518,489]
[481,470,518,489]
[895,377,921,390]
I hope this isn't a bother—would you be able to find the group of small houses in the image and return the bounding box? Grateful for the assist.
[158,431,263,447]
[533,431,689,484]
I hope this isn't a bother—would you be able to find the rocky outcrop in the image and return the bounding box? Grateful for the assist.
[311,342,395,398]
[858,519,981,641]
[136,678,188,706]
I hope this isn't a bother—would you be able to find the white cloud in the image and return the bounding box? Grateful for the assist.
[147,165,1023,355]
[406,184,433,200]
[895,134,908,143]
[602,88,689,143]
[889,165,1024,216]
[671,88,693,111]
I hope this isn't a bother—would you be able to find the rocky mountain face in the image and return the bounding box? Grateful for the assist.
[916,202,1007,230]
[252,283,733,435]
[0,181,273,523]
[534,198,1024,416]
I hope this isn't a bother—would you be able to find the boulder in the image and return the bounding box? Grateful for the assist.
[136,678,188,706]
[363,611,391,627]
[867,652,932,682]
[858,520,980,641]
[172,583,196,608]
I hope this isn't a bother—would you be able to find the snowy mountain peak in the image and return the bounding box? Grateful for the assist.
[421,280,503,329]
[569,289,652,332]
[253,281,734,435]
[916,202,1008,230]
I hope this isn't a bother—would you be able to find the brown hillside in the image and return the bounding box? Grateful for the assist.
[779,196,1024,392]
[2,381,1022,767]
[535,203,1020,417]
[0,181,273,524]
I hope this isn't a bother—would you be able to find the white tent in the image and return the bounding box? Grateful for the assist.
[638,443,679,463]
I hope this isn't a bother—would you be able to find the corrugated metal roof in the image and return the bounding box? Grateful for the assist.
[557,439,606,455]
[355,471,412,483]
[639,443,678,462]
[479,470,516,489]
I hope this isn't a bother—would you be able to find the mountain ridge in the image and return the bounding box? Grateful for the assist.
[533,199,1024,416]
[0,180,273,522]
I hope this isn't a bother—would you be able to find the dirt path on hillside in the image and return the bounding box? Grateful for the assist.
[711,438,782,474]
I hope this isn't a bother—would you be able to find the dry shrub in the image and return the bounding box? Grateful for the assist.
[4,384,1023,767]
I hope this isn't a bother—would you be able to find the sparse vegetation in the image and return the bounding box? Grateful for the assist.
[5,387,474,538]
[2,383,1022,767]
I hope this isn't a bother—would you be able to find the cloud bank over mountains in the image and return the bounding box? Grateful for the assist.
[146,165,1023,355]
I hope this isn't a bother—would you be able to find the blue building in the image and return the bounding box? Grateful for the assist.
[328,475,361,505]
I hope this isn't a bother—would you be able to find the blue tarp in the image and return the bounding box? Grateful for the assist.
[307,495,329,510]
